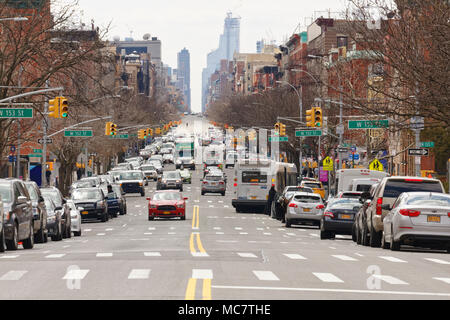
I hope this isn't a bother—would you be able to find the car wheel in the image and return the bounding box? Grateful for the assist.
[101,212,107,222]
[356,225,362,245]
[285,219,291,228]
[0,228,6,253]
[201,191,205,196]
[74,230,81,237]
[320,230,331,240]
[22,223,34,250]
[141,192,145,197]
[57,221,63,241]
[390,227,401,251]
[67,225,72,239]
[351,223,357,242]
[6,223,19,250]
[181,215,186,221]
[148,216,154,221]
[221,192,225,196]
[381,231,390,249]
[362,222,370,246]
[35,221,46,244]
[369,224,381,248]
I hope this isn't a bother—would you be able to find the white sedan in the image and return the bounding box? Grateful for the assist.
[66,200,82,237]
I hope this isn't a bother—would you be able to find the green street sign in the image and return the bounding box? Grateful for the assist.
[295,130,323,137]
[64,130,93,137]
[0,108,33,118]
[29,154,43,158]
[348,120,389,129]
[32,149,42,154]
[269,136,288,142]
[421,142,434,148]
[110,134,129,139]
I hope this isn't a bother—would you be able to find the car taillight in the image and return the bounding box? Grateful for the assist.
[376,197,383,215]
[399,209,421,217]
[203,181,208,184]
[404,179,423,182]
[288,203,298,208]
[448,213,450,218]
[219,181,224,185]
[324,211,334,218]
[316,204,324,209]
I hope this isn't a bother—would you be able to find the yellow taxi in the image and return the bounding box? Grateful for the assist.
[300,179,325,199]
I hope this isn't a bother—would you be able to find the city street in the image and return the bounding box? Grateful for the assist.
[0,162,449,300]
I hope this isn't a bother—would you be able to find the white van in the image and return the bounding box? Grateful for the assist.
[225,151,238,168]
[333,169,389,196]
[232,159,297,213]
[347,178,381,192]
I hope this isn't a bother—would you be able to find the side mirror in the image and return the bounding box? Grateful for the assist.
[381,204,392,211]
[146,197,151,201]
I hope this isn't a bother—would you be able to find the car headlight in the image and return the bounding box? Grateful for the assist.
[77,207,84,211]
[177,203,185,209]
[70,211,78,218]
[97,201,105,208]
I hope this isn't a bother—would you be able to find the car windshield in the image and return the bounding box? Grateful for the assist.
[25,184,39,201]
[44,198,55,210]
[73,181,93,188]
[356,184,372,192]
[206,176,222,181]
[293,195,322,203]
[119,172,143,180]
[152,192,182,201]
[163,172,180,179]
[406,194,450,206]
[141,166,156,171]
[383,180,443,198]
[71,189,103,201]
[0,184,12,202]
[329,199,362,211]
[41,190,62,206]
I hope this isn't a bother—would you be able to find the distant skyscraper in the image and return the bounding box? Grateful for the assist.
[177,48,191,112]
[202,12,240,113]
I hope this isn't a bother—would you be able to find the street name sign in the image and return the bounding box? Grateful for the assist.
[337,147,348,153]
[295,130,323,137]
[38,138,53,144]
[64,130,93,138]
[0,108,33,118]
[420,142,434,148]
[110,134,129,139]
[408,148,429,156]
[348,120,389,129]
[269,136,288,142]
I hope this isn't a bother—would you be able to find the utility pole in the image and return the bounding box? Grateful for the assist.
[42,81,49,187]
[16,66,23,179]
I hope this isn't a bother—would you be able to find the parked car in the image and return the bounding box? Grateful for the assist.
[272,186,315,221]
[112,184,127,215]
[320,198,362,240]
[159,171,183,191]
[178,169,192,184]
[201,174,226,196]
[147,160,163,174]
[381,192,450,252]
[24,181,48,243]
[363,176,445,248]
[117,170,146,196]
[147,190,188,220]
[66,200,81,237]
[106,189,121,218]
[284,192,325,228]
[43,197,63,241]
[71,187,108,222]
[0,179,35,250]
[40,187,72,238]
[141,164,158,182]
[163,153,174,164]
[300,180,325,199]
[0,194,5,252]
[353,183,379,244]
[69,180,96,196]
[80,176,102,187]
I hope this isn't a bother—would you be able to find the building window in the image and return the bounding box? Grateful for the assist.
[337,36,348,49]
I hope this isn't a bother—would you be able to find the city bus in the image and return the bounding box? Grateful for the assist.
[232,159,297,213]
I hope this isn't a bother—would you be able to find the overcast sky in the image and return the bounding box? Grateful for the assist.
[75,0,347,112]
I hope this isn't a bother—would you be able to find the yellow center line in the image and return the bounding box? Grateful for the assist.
[196,205,200,229]
[185,278,197,300]
[196,233,206,254]
[202,279,212,300]
[189,233,196,254]
[191,205,198,229]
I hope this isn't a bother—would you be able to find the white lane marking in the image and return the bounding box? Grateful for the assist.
[257,228,264,231]
[433,277,450,284]
[45,254,66,259]
[263,233,272,236]
[239,232,248,235]
[192,269,213,279]
[213,227,221,230]
[122,224,127,227]
[84,229,92,232]
[144,233,153,235]
[425,258,450,265]
[96,233,106,236]
[249,241,271,243]
[208,201,212,203]
[372,275,408,285]
[216,240,238,243]
[235,227,243,230]
[310,233,319,237]
[191,252,209,257]
[329,247,337,250]
[332,255,358,261]
[379,256,407,263]
[0,255,19,259]
[63,269,89,280]
[194,200,200,203]
[253,271,280,281]
[96,253,113,257]
[0,271,27,281]
[168,232,176,235]
[216,232,224,235]
[135,205,142,208]
[62,245,71,249]
[354,253,364,257]
[313,273,344,283]
[209,205,214,208]
[286,233,296,236]
[144,252,161,257]
[284,254,307,260]
[218,201,223,203]
[105,228,114,231]
[224,205,230,208]
[237,253,257,258]
[128,269,151,280]
[148,227,155,230]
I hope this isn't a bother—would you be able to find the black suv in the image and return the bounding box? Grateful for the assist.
[71,187,109,222]
[0,179,35,250]
[40,187,71,239]
[24,181,48,243]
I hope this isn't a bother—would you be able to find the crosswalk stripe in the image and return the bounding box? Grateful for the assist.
[45,254,65,259]
[96,253,113,257]
[433,277,450,284]
[372,275,408,285]
[0,255,19,259]
[0,271,27,281]
[284,254,307,260]
[192,269,213,280]
[379,256,407,263]
[253,271,280,281]
[425,258,450,265]
[313,273,344,283]
[128,269,151,280]
[332,255,358,261]
[62,269,89,280]
[237,253,257,258]
[144,252,161,257]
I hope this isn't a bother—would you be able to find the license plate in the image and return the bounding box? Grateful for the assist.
[82,211,88,215]
[303,208,311,212]
[164,211,171,215]
[340,214,352,220]
[250,196,257,200]
[211,183,217,186]
[427,215,440,223]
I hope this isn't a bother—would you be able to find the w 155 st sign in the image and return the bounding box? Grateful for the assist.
[0,108,33,118]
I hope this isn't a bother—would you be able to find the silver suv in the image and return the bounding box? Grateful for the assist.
[363,176,445,247]
[201,174,226,196]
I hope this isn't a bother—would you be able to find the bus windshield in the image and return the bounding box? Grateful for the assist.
[242,171,267,183]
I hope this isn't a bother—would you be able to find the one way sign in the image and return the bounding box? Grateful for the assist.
[408,148,429,156]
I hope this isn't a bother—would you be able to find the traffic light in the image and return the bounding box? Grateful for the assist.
[105,122,112,136]
[156,128,161,135]
[59,97,68,118]
[138,129,146,140]
[48,97,60,118]
[110,123,117,136]
[306,108,315,127]
[274,122,280,135]
[279,123,286,136]
[314,107,323,128]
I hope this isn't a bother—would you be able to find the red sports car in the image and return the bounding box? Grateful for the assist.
[147,190,188,220]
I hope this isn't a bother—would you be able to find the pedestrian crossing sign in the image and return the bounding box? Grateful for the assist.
[323,157,333,171]
[369,159,384,171]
